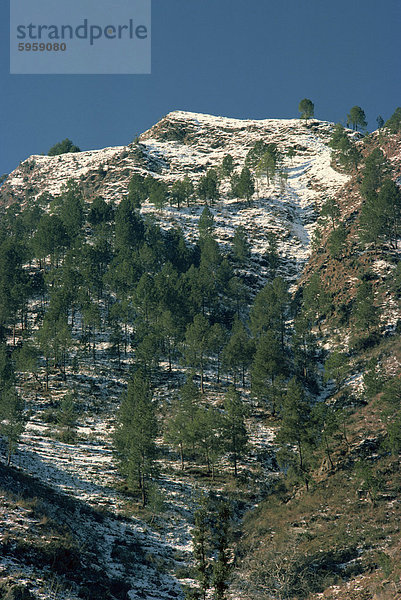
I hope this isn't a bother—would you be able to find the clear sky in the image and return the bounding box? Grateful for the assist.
[1,0,400,175]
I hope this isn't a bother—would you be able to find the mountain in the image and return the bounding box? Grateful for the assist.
[0,110,401,600]
[1,111,349,283]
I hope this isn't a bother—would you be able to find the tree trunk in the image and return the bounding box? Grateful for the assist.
[180,441,184,470]
[324,434,334,470]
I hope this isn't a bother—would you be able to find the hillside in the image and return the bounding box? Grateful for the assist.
[0,109,400,600]
[1,111,349,283]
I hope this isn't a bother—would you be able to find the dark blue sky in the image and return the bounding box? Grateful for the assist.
[1,0,400,175]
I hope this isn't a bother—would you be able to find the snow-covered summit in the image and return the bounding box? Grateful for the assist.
[1,110,350,281]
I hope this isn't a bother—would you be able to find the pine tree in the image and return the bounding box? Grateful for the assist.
[384,107,401,133]
[328,223,347,260]
[209,323,228,384]
[222,386,248,477]
[114,196,145,252]
[222,319,254,387]
[353,280,378,333]
[191,495,233,600]
[113,370,158,506]
[360,148,390,201]
[198,169,219,206]
[347,106,367,131]
[149,179,169,211]
[88,196,114,228]
[211,500,232,600]
[194,406,224,477]
[256,146,280,186]
[0,387,25,466]
[48,138,80,156]
[221,154,234,178]
[165,375,201,469]
[251,330,286,407]
[192,497,212,600]
[58,181,85,242]
[292,314,320,390]
[185,314,211,393]
[298,98,314,124]
[250,277,289,346]
[377,179,401,248]
[276,378,316,490]
[128,173,148,208]
[182,176,195,207]
[302,273,331,328]
[323,350,348,389]
[232,226,250,264]
[245,139,269,169]
[57,391,77,442]
[171,179,186,211]
[231,167,255,203]
[321,198,340,229]
[198,206,215,240]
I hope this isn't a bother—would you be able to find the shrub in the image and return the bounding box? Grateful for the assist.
[48,138,81,156]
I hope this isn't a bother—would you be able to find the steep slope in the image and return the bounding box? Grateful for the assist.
[1,111,349,283]
[0,110,379,600]
[234,128,401,600]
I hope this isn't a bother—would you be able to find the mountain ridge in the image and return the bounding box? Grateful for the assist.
[1,110,349,285]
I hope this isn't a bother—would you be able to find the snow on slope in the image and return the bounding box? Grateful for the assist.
[1,110,349,282]
[0,110,350,598]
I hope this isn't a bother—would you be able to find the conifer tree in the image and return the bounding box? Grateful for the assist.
[251,330,286,407]
[377,179,401,248]
[191,495,233,600]
[222,386,248,477]
[128,173,148,208]
[347,106,367,131]
[192,497,212,600]
[231,167,255,203]
[211,500,232,600]
[184,314,211,393]
[360,148,389,200]
[209,323,228,384]
[198,169,219,206]
[182,175,195,208]
[0,387,25,466]
[328,223,347,260]
[276,378,316,490]
[245,139,269,169]
[222,319,254,387]
[149,179,169,211]
[194,405,224,477]
[221,154,234,178]
[298,98,314,123]
[113,370,158,506]
[385,107,401,133]
[165,375,201,469]
[353,280,378,333]
[302,273,331,328]
[321,198,340,229]
[48,138,80,156]
[198,206,215,240]
[256,148,279,186]
[58,181,85,242]
[250,277,289,347]
[323,350,348,389]
[292,314,320,391]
